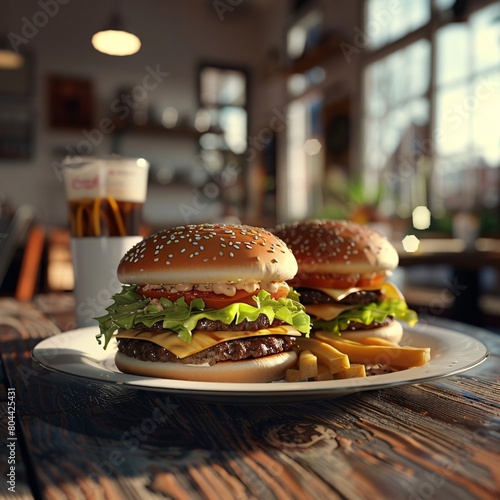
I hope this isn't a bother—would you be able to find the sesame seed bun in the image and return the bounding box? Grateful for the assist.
[273,219,398,275]
[118,224,298,285]
[115,350,298,383]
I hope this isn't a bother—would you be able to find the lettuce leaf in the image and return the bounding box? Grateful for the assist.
[95,286,311,349]
[311,299,418,335]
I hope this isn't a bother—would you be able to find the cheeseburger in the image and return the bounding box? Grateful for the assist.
[273,219,417,343]
[96,224,310,383]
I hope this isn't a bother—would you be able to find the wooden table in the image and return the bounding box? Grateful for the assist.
[395,238,500,269]
[1,294,499,499]
[395,238,500,327]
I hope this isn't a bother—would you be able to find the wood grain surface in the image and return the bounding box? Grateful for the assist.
[0,295,499,499]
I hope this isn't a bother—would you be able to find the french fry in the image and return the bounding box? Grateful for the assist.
[299,350,318,380]
[314,332,431,368]
[315,363,334,381]
[294,337,350,373]
[285,368,303,382]
[334,364,366,379]
[357,337,399,347]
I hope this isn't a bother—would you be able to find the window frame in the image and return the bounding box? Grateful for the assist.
[196,61,250,144]
[359,0,499,215]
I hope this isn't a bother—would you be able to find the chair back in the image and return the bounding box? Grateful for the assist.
[0,205,36,291]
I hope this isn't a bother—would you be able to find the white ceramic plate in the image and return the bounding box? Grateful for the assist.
[31,323,489,403]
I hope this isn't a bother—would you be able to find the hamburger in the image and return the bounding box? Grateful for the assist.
[95,223,310,383]
[273,219,417,343]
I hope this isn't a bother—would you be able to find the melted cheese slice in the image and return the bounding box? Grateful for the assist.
[116,325,299,359]
[317,281,404,302]
[305,282,405,321]
[305,303,356,321]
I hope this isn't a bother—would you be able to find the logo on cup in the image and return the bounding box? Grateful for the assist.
[71,176,99,191]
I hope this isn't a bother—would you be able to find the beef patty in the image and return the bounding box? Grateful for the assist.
[342,317,393,330]
[117,335,297,365]
[134,314,285,333]
[297,288,383,306]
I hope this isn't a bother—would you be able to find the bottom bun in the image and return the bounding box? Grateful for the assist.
[340,320,403,344]
[115,350,298,383]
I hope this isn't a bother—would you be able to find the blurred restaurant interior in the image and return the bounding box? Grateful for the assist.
[1,0,499,329]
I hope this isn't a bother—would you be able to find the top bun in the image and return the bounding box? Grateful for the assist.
[118,224,298,285]
[273,219,399,274]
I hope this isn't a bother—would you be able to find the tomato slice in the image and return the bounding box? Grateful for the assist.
[293,272,386,290]
[137,286,288,309]
[357,273,386,288]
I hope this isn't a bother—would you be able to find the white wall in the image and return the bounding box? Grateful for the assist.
[0,0,270,227]
[0,0,361,228]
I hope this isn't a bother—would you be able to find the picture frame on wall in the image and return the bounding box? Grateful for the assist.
[47,76,93,130]
[0,52,34,160]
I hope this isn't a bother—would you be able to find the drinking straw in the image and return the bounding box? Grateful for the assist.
[73,196,127,237]
[105,196,127,236]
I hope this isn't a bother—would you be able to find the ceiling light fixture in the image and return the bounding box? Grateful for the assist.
[91,12,141,56]
[0,36,24,69]
[0,1,25,70]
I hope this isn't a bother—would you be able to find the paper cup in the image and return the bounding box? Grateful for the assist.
[62,156,149,238]
[62,156,149,328]
[70,236,141,328]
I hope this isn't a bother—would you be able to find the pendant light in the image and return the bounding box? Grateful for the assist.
[0,36,24,69]
[91,3,141,56]
[0,1,25,69]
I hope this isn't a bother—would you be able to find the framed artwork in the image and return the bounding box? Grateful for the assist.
[47,76,93,130]
[0,52,34,160]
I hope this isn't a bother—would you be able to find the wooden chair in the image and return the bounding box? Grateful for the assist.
[0,204,47,301]
[0,205,35,292]
[15,224,46,301]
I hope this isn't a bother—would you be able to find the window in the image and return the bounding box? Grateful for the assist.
[197,65,249,221]
[198,65,248,173]
[365,0,430,50]
[286,8,324,60]
[363,39,431,216]
[433,4,500,212]
[284,93,324,221]
[362,0,500,222]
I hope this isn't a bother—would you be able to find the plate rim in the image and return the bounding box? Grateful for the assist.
[31,322,490,399]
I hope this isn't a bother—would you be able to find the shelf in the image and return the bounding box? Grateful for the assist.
[112,120,222,138]
[110,118,224,156]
